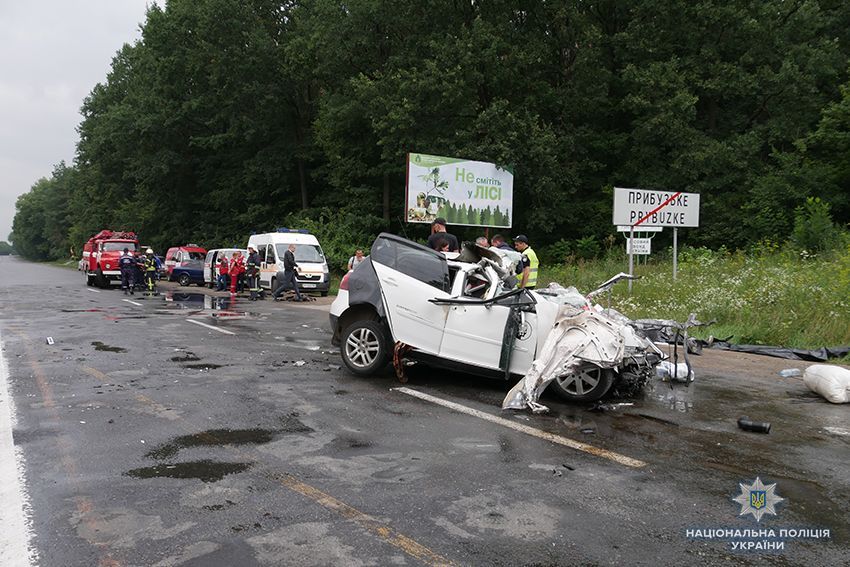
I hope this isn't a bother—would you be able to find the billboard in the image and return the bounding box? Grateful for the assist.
[405,153,513,228]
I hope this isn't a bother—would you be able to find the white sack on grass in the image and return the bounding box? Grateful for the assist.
[803,364,850,404]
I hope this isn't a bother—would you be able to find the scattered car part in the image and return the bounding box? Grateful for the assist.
[737,416,771,434]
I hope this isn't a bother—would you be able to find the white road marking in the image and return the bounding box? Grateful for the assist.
[86,288,100,293]
[394,387,647,468]
[122,299,143,307]
[186,319,235,335]
[0,329,37,566]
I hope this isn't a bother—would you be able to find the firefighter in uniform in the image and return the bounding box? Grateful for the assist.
[513,235,539,290]
[246,246,262,300]
[143,248,159,294]
[119,247,136,295]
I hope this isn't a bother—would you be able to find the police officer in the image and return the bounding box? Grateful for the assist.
[246,246,262,301]
[143,247,159,294]
[513,235,539,289]
[118,247,136,295]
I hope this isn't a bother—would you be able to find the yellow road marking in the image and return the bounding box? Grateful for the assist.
[394,387,647,468]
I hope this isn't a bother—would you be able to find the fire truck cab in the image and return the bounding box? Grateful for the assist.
[81,230,139,288]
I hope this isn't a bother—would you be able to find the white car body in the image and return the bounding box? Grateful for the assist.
[330,234,558,377]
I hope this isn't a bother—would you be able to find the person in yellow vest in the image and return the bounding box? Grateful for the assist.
[513,235,538,289]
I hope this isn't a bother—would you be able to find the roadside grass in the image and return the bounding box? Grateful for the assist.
[47,259,79,270]
[538,245,850,350]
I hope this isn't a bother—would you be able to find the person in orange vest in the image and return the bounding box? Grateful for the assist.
[216,254,229,291]
[229,251,245,294]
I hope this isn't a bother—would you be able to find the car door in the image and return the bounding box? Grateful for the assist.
[370,236,451,355]
[439,287,540,375]
[261,244,276,288]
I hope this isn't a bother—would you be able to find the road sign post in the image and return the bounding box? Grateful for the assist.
[613,188,700,290]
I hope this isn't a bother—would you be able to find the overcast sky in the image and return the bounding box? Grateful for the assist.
[0,1,154,242]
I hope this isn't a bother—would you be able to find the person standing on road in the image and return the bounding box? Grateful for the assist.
[229,251,244,294]
[216,253,229,291]
[118,247,136,295]
[143,248,159,294]
[513,235,539,289]
[427,218,459,252]
[246,246,262,301]
[272,243,303,301]
[347,249,366,271]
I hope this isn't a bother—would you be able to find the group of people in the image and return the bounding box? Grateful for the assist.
[118,247,161,295]
[427,217,539,289]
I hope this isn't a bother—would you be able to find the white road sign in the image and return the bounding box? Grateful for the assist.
[626,238,651,255]
[613,187,700,227]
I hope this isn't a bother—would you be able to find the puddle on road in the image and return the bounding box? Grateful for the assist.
[125,460,252,483]
[170,352,201,362]
[91,341,126,353]
[145,428,278,460]
[183,363,223,370]
[161,292,263,318]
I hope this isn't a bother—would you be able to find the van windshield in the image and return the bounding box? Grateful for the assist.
[276,244,325,263]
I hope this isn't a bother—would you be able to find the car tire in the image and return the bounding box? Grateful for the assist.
[178,273,191,286]
[549,365,615,402]
[340,320,388,376]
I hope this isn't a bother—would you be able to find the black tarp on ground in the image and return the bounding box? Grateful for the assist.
[707,342,850,362]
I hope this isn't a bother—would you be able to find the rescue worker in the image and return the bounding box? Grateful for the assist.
[229,251,244,294]
[513,235,539,290]
[118,247,136,295]
[246,246,262,301]
[216,253,229,291]
[143,248,159,294]
[272,243,303,301]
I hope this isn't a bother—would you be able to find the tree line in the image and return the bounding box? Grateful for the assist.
[12,0,850,269]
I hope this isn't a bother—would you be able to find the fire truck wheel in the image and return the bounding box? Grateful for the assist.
[95,269,108,288]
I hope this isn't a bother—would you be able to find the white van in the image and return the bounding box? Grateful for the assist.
[247,229,330,296]
[203,248,247,288]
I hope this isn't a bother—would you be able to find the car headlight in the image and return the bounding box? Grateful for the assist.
[105,263,111,269]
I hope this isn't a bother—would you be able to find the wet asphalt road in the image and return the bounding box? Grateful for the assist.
[0,255,847,566]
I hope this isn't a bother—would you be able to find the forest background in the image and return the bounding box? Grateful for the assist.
[8,0,850,275]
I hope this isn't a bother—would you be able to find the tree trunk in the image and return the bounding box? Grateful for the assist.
[298,158,308,210]
[382,171,390,222]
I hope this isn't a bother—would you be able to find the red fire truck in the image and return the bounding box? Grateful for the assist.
[80,230,139,287]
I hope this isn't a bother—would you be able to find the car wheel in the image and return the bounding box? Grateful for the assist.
[178,273,191,286]
[549,365,615,402]
[340,320,388,376]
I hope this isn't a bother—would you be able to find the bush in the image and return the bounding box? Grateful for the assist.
[537,239,573,265]
[791,197,837,254]
[574,235,600,260]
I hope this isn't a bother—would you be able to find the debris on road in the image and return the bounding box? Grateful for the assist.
[589,402,634,412]
[803,364,850,403]
[778,368,802,377]
[737,416,771,434]
[293,360,306,367]
[656,361,695,383]
[46,336,54,345]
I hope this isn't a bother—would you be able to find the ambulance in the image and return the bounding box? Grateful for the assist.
[247,229,330,296]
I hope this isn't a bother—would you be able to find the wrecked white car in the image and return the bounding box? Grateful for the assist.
[330,233,665,404]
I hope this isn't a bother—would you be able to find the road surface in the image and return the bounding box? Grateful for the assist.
[0,255,846,566]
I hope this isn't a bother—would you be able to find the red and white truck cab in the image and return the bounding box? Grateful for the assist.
[81,230,139,287]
